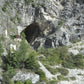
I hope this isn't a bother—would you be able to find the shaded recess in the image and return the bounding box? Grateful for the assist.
[23,22,41,44]
[76,0,84,4]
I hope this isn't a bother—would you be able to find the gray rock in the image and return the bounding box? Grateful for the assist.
[0,0,84,49]
[12,71,40,84]
[70,35,79,43]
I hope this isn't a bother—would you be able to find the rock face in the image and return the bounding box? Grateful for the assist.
[0,0,84,49]
[0,0,84,84]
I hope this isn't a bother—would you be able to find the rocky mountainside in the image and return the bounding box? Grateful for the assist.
[0,0,84,49]
[0,0,84,84]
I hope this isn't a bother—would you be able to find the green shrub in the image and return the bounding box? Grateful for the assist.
[10,17,15,23]
[20,32,26,38]
[2,1,10,12]
[10,35,15,39]
[62,54,84,69]
[25,52,39,70]
[2,51,19,70]
[57,75,64,80]
[2,7,6,12]
[77,73,83,75]
[57,68,69,76]
[11,81,15,84]
[15,81,24,84]
[39,48,62,65]
[2,38,39,71]
[17,39,31,68]
[74,39,81,43]
[70,76,76,80]
[57,75,68,81]
[73,54,84,68]
[17,17,21,24]
[2,74,12,84]
[38,46,67,66]
[24,80,32,84]
[45,65,58,75]
[58,20,64,27]
[44,65,69,76]
[35,69,46,81]
[4,66,16,78]
[39,46,84,69]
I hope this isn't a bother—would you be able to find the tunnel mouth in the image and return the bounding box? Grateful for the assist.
[23,22,42,44]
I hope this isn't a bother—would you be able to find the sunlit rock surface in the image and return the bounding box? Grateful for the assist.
[12,70,39,84]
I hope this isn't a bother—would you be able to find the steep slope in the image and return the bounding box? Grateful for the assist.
[0,0,84,49]
[0,0,84,84]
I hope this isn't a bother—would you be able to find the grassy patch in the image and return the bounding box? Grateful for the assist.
[10,35,15,39]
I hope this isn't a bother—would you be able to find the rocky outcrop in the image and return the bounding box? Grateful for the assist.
[0,0,84,50]
[58,68,84,84]
[12,70,39,84]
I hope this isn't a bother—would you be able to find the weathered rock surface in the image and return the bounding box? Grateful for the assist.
[0,0,84,49]
[0,0,84,83]
[12,70,39,84]
[58,68,84,84]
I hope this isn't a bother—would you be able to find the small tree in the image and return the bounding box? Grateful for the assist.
[25,51,39,70]
[2,51,19,70]
[17,39,30,68]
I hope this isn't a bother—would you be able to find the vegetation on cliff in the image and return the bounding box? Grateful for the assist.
[38,47,84,69]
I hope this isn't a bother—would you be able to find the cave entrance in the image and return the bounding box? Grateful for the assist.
[23,22,41,44]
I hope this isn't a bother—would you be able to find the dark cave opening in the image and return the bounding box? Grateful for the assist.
[23,22,41,44]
